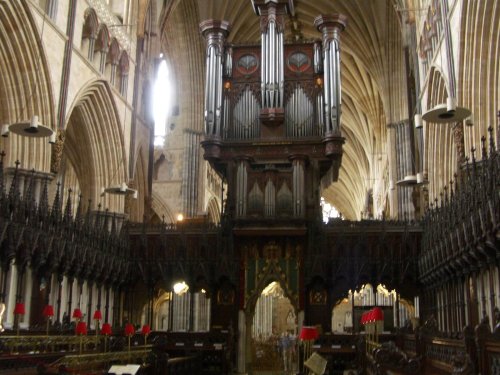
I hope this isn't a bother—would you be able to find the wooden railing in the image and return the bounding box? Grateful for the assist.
[367,318,500,374]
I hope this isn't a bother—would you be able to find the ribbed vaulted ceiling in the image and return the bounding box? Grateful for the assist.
[160,0,410,219]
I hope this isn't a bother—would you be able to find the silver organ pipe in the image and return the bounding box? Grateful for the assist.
[236,161,247,217]
[286,86,314,137]
[224,47,233,78]
[216,52,223,135]
[260,18,284,109]
[223,95,230,139]
[292,159,305,217]
[314,15,347,137]
[264,180,275,217]
[314,41,322,74]
[317,91,324,136]
[200,20,231,138]
[233,88,260,140]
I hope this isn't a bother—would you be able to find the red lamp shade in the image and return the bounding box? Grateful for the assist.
[93,310,102,321]
[14,303,25,315]
[141,324,151,336]
[124,323,135,336]
[368,310,374,323]
[72,308,83,319]
[372,307,384,322]
[76,321,87,335]
[43,305,54,317]
[101,323,112,336]
[299,326,318,341]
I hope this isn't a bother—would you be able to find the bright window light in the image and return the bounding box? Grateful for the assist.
[173,281,189,295]
[321,197,341,223]
[153,59,172,146]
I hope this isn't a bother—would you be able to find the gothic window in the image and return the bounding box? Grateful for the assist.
[81,8,99,61]
[118,51,129,96]
[192,291,210,332]
[94,25,110,74]
[106,39,120,85]
[39,0,58,20]
[153,58,174,145]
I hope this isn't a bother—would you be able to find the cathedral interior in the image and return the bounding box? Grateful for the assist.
[0,0,498,374]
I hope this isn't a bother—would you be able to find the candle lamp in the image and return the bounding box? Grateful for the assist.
[125,323,135,360]
[299,326,318,372]
[101,323,112,352]
[13,303,25,336]
[42,305,54,336]
[93,310,102,336]
[76,321,87,355]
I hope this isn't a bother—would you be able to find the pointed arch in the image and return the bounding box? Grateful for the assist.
[151,191,175,223]
[206,196,220,224]
[128,146,148,222]
[63,79,127,212]
[0,0,56,171]
[458,0,500,157]
[107,38,121,65]
[82,8,99,39]
[424,67,456,201]
[245,268,299,319]
[95,24,110,53]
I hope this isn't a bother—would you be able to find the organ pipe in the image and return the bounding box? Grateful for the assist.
[200,20,231,138]
[254,2,289,109]
[313,41,322,74]
[224,46,233,78]
[314,15,347,136]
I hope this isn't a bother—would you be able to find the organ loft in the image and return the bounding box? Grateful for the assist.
[0,0,498,374]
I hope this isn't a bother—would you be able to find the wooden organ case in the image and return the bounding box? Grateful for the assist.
[200,0,348,326]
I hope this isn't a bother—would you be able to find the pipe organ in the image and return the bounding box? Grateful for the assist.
[200,20,231,141]
[253,0,288,124]
[201,1,347,221]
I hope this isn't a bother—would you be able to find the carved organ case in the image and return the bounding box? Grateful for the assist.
[201,1,347,226]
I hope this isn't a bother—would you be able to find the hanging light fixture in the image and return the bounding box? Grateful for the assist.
[8,115,54,137]
[102,182,137,198]
[422,97,471,123]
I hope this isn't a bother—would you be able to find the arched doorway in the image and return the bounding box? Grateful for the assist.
[250,281,298,373]
[331,284,416,333]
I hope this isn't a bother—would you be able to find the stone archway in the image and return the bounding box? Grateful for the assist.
[0,0,56,172]
[248,281,298,373]
[238,240,303,373]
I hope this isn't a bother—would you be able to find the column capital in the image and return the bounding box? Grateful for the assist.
[314,14,348,34]
[199,19,231,39]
